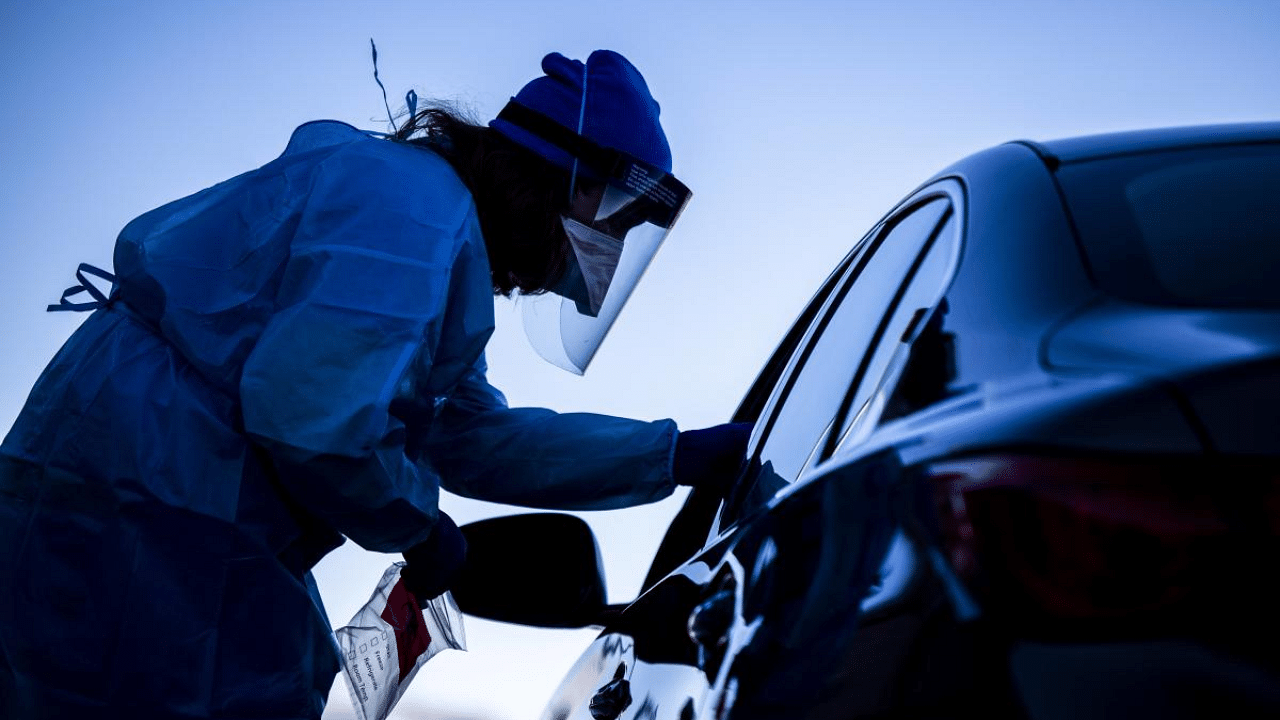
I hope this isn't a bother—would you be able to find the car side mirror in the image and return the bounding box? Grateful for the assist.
[452,513,608,628]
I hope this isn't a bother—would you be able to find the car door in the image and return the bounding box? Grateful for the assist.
[537,184,963,720]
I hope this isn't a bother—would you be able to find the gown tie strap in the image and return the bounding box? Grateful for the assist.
[47,263,117,312]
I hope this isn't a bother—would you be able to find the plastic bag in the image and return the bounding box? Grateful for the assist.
[335,562,467,720]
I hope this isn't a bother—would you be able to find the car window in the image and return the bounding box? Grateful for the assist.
[824,210,961,456]
[639,247,863,592]
[738,197,952,504]
[730,250,863,425]
[1056,143,1280,308]
[640,246,866,593]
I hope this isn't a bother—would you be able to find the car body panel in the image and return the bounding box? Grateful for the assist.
[1045,298,1280,453]
[925,144,1095,388]
[1047,300,1280,375]
[829,371,1207,473]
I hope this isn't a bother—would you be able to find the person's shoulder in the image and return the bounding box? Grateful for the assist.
[282,121,452,177]
[285,122,479,262]
[280,119,372,156]
[288,121,472,219]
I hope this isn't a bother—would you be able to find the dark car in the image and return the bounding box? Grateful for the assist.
[452,123,1280,719]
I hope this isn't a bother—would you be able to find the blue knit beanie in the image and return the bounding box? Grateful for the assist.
[490,50,672,174]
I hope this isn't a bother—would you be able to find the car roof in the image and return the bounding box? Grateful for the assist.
[1025,121,1280,163]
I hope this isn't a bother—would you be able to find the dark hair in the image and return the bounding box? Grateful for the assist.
[390,103,572,297]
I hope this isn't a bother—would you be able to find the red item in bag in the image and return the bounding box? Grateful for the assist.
[336,563,467,720]
[379,579,432,682]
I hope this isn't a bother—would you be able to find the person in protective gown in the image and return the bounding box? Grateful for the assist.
[0,50,750,719]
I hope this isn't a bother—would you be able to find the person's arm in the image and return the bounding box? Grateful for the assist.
[423,364,752,509]
[240,143,473,552]
[422,361,680,510]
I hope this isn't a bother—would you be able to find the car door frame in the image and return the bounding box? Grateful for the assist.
[641,180,967,593]
[710,179,966,540]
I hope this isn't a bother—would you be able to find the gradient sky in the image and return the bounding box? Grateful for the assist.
[3,1,1279,718]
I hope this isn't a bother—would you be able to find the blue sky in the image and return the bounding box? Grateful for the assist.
[3,1,1278,717]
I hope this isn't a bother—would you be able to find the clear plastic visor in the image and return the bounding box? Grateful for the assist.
[522,159,691,374]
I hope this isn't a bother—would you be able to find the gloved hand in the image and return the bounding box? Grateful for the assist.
[400,511,467,604]
[672,422,753,495]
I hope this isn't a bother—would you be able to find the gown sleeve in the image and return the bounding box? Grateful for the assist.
[422,361,679,511]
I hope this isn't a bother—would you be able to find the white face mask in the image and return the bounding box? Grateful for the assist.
[558,216,624,317]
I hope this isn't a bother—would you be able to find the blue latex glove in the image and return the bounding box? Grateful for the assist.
[400,511,468,603]
[672,423,753,493]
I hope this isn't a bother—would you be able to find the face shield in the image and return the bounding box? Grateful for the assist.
[497,102,692,374]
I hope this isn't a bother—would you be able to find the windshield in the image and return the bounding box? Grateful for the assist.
[1056,143,1280,308]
